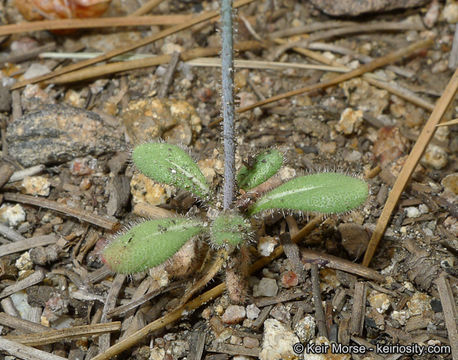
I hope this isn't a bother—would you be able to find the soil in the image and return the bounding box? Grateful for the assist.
[0,0,456,359]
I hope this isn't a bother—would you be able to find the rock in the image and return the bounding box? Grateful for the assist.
[259,319,299,360]
[343,149,362,162]
[0,85,11,112]
[243,337,260,349]
[441,173,458,195]
[341,78,389,117]
[222,305,246,324]
[368,291,391,314]
[21,84,55,112]
[257,236,278,257]
[21,176,51,196]
[335,108,363,135]
[421,144,448,169]
[294,315,316,343]
[339,223,369,259]
[310,0,428,16]
[407,292,432,316]
[23,63,50,80]
[69,157,97,176]
[122,98,201,146]
[405,206,421,218]
[0,204,26,226]
[130,173,172,206]
[246,304,261,320]
[293,106,336,139]
[373,127,408,168]
[7,104,124,167]
[253,277,278,297]
[280,270,299,288]
[270,304,291,323]
[15,252,33,271]
[443,1,458,23]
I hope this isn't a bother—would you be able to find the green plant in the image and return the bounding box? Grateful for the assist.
[102,143,369,274]
[101,0,368,290]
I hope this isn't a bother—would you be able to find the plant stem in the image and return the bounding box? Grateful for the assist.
[221,0,235,210]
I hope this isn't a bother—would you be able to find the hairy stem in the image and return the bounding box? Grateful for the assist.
[221,0,235,210]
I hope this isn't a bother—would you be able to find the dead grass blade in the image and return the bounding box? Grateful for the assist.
[0,15,192,36]
[362,68,458,267]
[11,0,256,90]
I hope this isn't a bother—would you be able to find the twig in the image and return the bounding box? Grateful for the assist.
[0,234,57,257]
[0,338,68,360]
[5,322,121,346]
[436,118,458,127]
[43,41,263,85]
[11,90,22,120]
[0,42,56,65]
[0,223,25,242]
[449,24,458,70]
[253,289,307,307]
[301,249,385,282]
[0,312,49,333]
[350,282,366,336]
[106,281,185,319]
[269,20,356,39]
[131,0,165,16]
[0,270,45,299]
[279,232,306,283]
[3,192,119,230]
[0,16,192,36]
[0,163,14,188]
[272,21,425,59]
[435,274,458,360]
[307,41,415,78]
[158,51,180,98]
[237,37,434,113]
[99,274,126,353]
[186,57,348,72]
[11,0,256,89]
[362,68,458,267]
[311,264,328,338]
[8,165,46,183]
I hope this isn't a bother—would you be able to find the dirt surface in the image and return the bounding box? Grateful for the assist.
[0,0,457,359]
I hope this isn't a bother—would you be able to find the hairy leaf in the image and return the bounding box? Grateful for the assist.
[210,211,252,247]
[102,218,205,273]
[248,172,369,215]
[132,143,211,199]
[237,149,283,190]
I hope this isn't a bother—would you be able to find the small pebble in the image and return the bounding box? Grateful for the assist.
[368,291,391,314]
[0,84,12,112]
[421,144,448,170]
[270,304,291,323]
[0,204,26,226]
[23,63,50,80]
[343,149,362,162]
[15,252,33,271]
[294,315,316,343]
[253,277,278,297]
[339,223,369,259]
[130,173,172,206]
[243,337,260,349]
[259,319,299,360]
[69,157,97,176]
[407,292,432,316]
[441,173,458,195]
[21,176,51,196]
[222,305,246,324]
[280,270,299,288]
[335,108,363,135]
[257,236,277,257]
[405,207,421,218]
[443,1,458,23]
[246,304,261,320]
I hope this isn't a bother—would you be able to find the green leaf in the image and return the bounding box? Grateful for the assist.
[237,149,283,190]
[102,218,206,274]
[248,172,369,215]
[132,143,211,199]
[210,211,252,247]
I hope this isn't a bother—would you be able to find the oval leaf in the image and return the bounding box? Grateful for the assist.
[132,143,210,199]
[248,172,369,215]
[237,149,283,190]
[102,218,205,274]
[210,211,252,247]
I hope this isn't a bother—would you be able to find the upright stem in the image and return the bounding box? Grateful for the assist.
[221,0,235,210]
